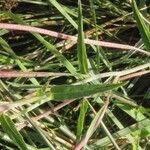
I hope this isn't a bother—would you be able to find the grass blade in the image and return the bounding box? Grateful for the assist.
[77,0,88,74]
[0,114,28,150]
[48,83,124,101]
[0,37,39,85]
[131,0,150,50]
[0,83,123,112]
[93,118,150,147]
[25,115,56,150]
[89,0,112,70]
[77,99,88,140]
[47,0,78,29]
[5,11,77,75]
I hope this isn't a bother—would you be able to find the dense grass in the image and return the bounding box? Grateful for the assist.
[0,0,150,149]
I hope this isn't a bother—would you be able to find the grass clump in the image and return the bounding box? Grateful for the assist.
[0,0,150,149]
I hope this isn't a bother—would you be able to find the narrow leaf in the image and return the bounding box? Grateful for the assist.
[77,99,88,140]
[47,0,78,29]
[77,0,88,74]
[132,0,150,50]
[0,37,39,85]
[5,12,78,76]
[47,83,124,101]
[0,114,28,150]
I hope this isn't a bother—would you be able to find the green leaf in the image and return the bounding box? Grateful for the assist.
[77,0,88,74]
[132,0,150,50]
[0,114,28,150]
[0,37,39,85]
[25,115,56,150]
[77,99,88,140]
[47,83,124,101]
[83,106,103,149]
[47,0,78,29]
[89,0,111,70]
[93,119,150,147]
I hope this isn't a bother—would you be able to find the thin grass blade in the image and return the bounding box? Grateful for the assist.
[0,37,39,85]
[89,0,112,70]
[5,11,78,75]
[47,0,78,29]
[77,99,88,140]
[77,0,88,74]
[0,114,28,150]
[132,0,150,50]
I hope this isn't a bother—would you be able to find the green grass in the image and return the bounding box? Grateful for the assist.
[0,0,150,149]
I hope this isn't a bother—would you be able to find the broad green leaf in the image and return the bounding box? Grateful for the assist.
[0,114,28,150]
[132,0,150,50]
[77,0,88,74]
[47,83,124,101]
[77,99,88,140]
[0,83,123,112]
